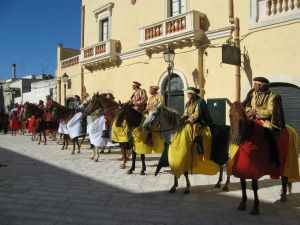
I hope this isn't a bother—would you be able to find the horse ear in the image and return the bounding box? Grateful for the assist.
[226,98,233,107]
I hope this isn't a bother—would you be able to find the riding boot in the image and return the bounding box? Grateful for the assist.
[146,131,153,146]
[194,135,204,155]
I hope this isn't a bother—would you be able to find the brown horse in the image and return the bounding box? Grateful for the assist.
[50,103,86,154]
[84,93,131,168]
[22,102,48,145]
[229,102,297,215]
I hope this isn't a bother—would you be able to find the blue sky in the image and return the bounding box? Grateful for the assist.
[0,0,82,80]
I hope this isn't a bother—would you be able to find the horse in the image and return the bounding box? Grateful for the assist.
[22,102,48,145]
[50,103,86,154]
[228,102,300,215]
[115,103,153,175]
[142,105,230,194]
[84,93,130,166]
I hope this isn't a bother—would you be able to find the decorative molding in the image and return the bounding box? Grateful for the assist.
[93,2,114,20]
[119,49,147,60]
[205,26,232,41]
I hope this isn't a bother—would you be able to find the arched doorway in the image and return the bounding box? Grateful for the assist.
[162,73,185,114]
[270,83,300,136]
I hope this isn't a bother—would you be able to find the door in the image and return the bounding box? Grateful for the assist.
[270,83,300,136]
[163,73,184,115]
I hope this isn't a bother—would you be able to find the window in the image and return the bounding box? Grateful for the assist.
[101,19,109,41]
[94,3,114,42]
[168,0,187,17]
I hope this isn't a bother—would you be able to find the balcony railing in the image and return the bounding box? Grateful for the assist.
[80,39,121,66]
[60,55,80,69]
[250,0,300,28]
[266,0,300,16]
[139,10,206,50]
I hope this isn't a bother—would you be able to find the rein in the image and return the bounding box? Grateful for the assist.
[151,122,185,133]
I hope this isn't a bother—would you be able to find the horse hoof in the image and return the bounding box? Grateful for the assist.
[38,143,41,145]
[94,159,99,162]
[214,183,221,189]
[90,156,94,160]
[250,207,260,215]
[71,152,75,155]
[183,189,190,195]
[222,186,229,192]
[238,202,247,211]
[169,187,176,194]
[280,194,287,202]
[127,169,134,174]
[44,143,47,145]
[100,150,104,153]
[120,164,126,169]
[77,151,80,154]
[140,171,145,175]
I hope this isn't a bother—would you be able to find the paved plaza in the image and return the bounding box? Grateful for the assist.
[0,134,299,225]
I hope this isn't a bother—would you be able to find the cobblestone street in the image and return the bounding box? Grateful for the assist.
[0,134,299,225]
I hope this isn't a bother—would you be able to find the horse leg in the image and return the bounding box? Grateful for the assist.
[61,135,65,150]
[71,139,75,154]
[38,133,41,144]
[140,154,146,175]
[95,147,100,162]
[120,145,127,169]
[127,150,136,174]
[66,135,69,149]
[76,138,80,153]
[223,174,231,192]
[238,178,247,211]
[107,147,111,154]
[90,147,95,159]
[100,148,104,153]
[169,176,178,193]
[280,176,288,202]
[183,172,191,194]
[215,166,223,188]
[79,134,86,147]
[250,179,260,215]
[43,132,47,145]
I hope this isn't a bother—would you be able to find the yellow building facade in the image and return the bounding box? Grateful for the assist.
[56,0,300,128]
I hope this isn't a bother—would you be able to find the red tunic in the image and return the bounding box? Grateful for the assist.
[232,123,277,179]
[28,116,35,133]
[9,110,20,130]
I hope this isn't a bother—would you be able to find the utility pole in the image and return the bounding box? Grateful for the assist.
[229,0,241,102]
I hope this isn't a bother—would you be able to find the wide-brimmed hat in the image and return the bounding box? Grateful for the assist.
[132,81,141,87]
[187,87,200,95]
[253,77,270,84]
[150,85,159,91]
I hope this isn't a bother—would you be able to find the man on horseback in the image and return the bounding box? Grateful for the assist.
[183,87,213,154]
[73,95,82,109]
[243,77,285,133]
[129,81,148,113]
[144,86,164,113]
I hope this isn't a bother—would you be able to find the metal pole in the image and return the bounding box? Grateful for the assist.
[167,64,171,107]
[64,83,67,106]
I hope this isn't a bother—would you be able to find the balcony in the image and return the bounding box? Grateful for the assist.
[60,55,80,69]
[249,0,300,29]
[80,39,121,71]
[139,10,206,54]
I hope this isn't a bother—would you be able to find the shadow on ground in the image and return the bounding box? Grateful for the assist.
[0,146,299,225]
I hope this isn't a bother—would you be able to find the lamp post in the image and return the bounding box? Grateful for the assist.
[163,46,175,107]
[61,73,69,106]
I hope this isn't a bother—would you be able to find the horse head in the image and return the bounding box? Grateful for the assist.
[116,103,143,129]
[229,101,251,145]
[84,93,104,115]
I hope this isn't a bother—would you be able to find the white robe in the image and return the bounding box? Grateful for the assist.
[58,121,68,134]
[67,112,83,139]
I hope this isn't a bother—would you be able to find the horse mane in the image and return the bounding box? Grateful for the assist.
[159,106,182,127]
[116,103,143,128]
[229,102,253,145]
[52,104,75,121]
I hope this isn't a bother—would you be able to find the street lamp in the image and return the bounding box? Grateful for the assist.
[61,73,69,106]
[163,46,175,107]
